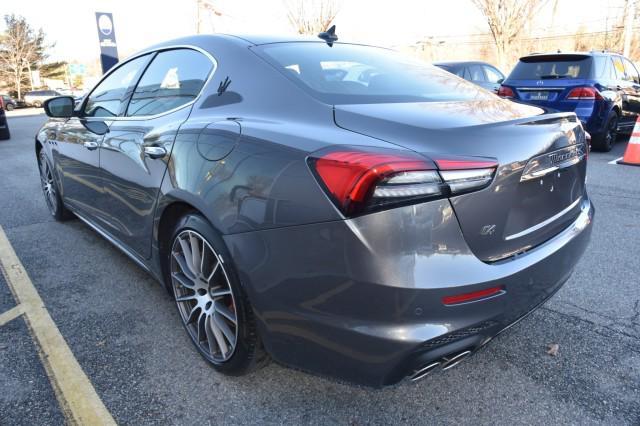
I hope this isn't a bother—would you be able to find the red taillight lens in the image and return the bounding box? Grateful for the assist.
[566,86,603,100]
[312,150,439,215]
[309,148,497,216]
[497,85,515,98]
[442,285,505,305]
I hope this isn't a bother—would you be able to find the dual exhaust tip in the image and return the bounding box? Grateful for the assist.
[409,350,472,382]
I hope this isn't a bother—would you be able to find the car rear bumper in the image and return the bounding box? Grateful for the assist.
[224,195,594,387]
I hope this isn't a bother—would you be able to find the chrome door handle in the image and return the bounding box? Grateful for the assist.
[143,146,167,159]
[83,141,98,150]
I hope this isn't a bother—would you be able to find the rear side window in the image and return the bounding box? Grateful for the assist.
[509,55,592,79]
[126,49,213,117]
[484,66,503,83]
[622,58,640,84]
[612,57,626,79]
[468,65,485,82]
[84,54,151,117]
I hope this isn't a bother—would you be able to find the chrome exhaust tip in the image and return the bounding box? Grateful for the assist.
[409,361,440,382]
[440,350,472,371]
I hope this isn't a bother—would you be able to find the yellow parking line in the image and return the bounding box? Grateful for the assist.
[0,304,24,326]
[0,225,116,426]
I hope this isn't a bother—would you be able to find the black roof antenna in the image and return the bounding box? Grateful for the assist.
[318,25,338,46]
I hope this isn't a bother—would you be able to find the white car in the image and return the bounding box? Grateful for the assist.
[23,90,62,108]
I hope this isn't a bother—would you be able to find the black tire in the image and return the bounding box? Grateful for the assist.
[0,126,9,141]
[166,213,268,375]
[38,151,73,221]
[592,111,618,152]
[5,103,14,111]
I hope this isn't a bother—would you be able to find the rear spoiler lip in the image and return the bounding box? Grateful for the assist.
[519,54,592,62]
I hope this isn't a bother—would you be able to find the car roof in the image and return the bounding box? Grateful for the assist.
[433,60,496,67]
[142,33,329,52]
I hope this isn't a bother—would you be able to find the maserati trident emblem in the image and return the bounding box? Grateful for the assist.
[536,80,544,86]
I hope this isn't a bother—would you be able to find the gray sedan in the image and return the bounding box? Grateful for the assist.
[35,33,593,387]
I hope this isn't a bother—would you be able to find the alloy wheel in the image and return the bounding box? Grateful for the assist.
[170,230,238,363]
[39,157,58,214]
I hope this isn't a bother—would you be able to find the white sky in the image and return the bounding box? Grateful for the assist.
[0,0,627,63]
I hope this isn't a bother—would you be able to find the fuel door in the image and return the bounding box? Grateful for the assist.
[196,120,241,161]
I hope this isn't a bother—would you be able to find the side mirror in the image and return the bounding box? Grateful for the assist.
[43,96,75,118]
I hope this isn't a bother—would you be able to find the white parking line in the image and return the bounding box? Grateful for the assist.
[0,225,116,425]
[608,157,623,164]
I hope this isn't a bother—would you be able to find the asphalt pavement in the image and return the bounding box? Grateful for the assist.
[0,112,638,425]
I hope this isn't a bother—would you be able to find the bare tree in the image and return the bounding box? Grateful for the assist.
[283,0,341,35]
[471,0,546,70]
[196,0,224,34]
[0,15,47,99]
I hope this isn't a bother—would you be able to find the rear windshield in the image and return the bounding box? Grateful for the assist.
[510,55,592,80]
[255,42,490,104]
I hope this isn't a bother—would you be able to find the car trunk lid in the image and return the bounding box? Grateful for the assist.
[334,99,587,262]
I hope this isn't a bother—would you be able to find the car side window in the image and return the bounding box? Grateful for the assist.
[462,67,472,81]
[126,49,213,117]
[468,65,486,82]
[612,57,626,81]
[483,66,503,83]
[622,58,640,84]
[83,54,151,118]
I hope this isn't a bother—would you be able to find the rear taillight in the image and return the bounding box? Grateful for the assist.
[566,86,603,100]
[497,85,515,98]
[309,148,497,216]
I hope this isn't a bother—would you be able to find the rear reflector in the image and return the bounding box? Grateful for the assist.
[442,286,505,305]
[566,86,603,100]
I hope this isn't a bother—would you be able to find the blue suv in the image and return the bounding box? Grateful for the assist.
[498,52,640,151]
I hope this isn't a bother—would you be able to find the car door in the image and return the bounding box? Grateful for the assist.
[611,55,637,127]
[53,54,152,218]
[482,65,505,93]
[621,57,640,120]
[98,48,215,259]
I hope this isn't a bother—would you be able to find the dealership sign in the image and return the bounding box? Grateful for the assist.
[95,12,119,74]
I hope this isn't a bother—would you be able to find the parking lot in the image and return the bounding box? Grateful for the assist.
[0,112,639,425]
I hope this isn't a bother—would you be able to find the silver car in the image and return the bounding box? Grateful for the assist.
[24,89,62,108]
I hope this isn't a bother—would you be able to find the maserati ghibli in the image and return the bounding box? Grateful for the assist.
[36,32,593,387]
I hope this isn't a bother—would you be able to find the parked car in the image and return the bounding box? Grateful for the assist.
[36,34,593,387]
[498,51,640,151]
[434,61,506,92]
[24,89,62,108]
[1,95,19,111]
[0,97,10,140]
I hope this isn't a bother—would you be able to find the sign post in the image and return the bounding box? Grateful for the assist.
[95,12,119,74]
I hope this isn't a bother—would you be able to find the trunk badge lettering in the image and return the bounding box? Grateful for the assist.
[521,144,585,182]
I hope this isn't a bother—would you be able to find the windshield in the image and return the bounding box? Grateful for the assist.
[255,42,491,105]
[510,55,592,80]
